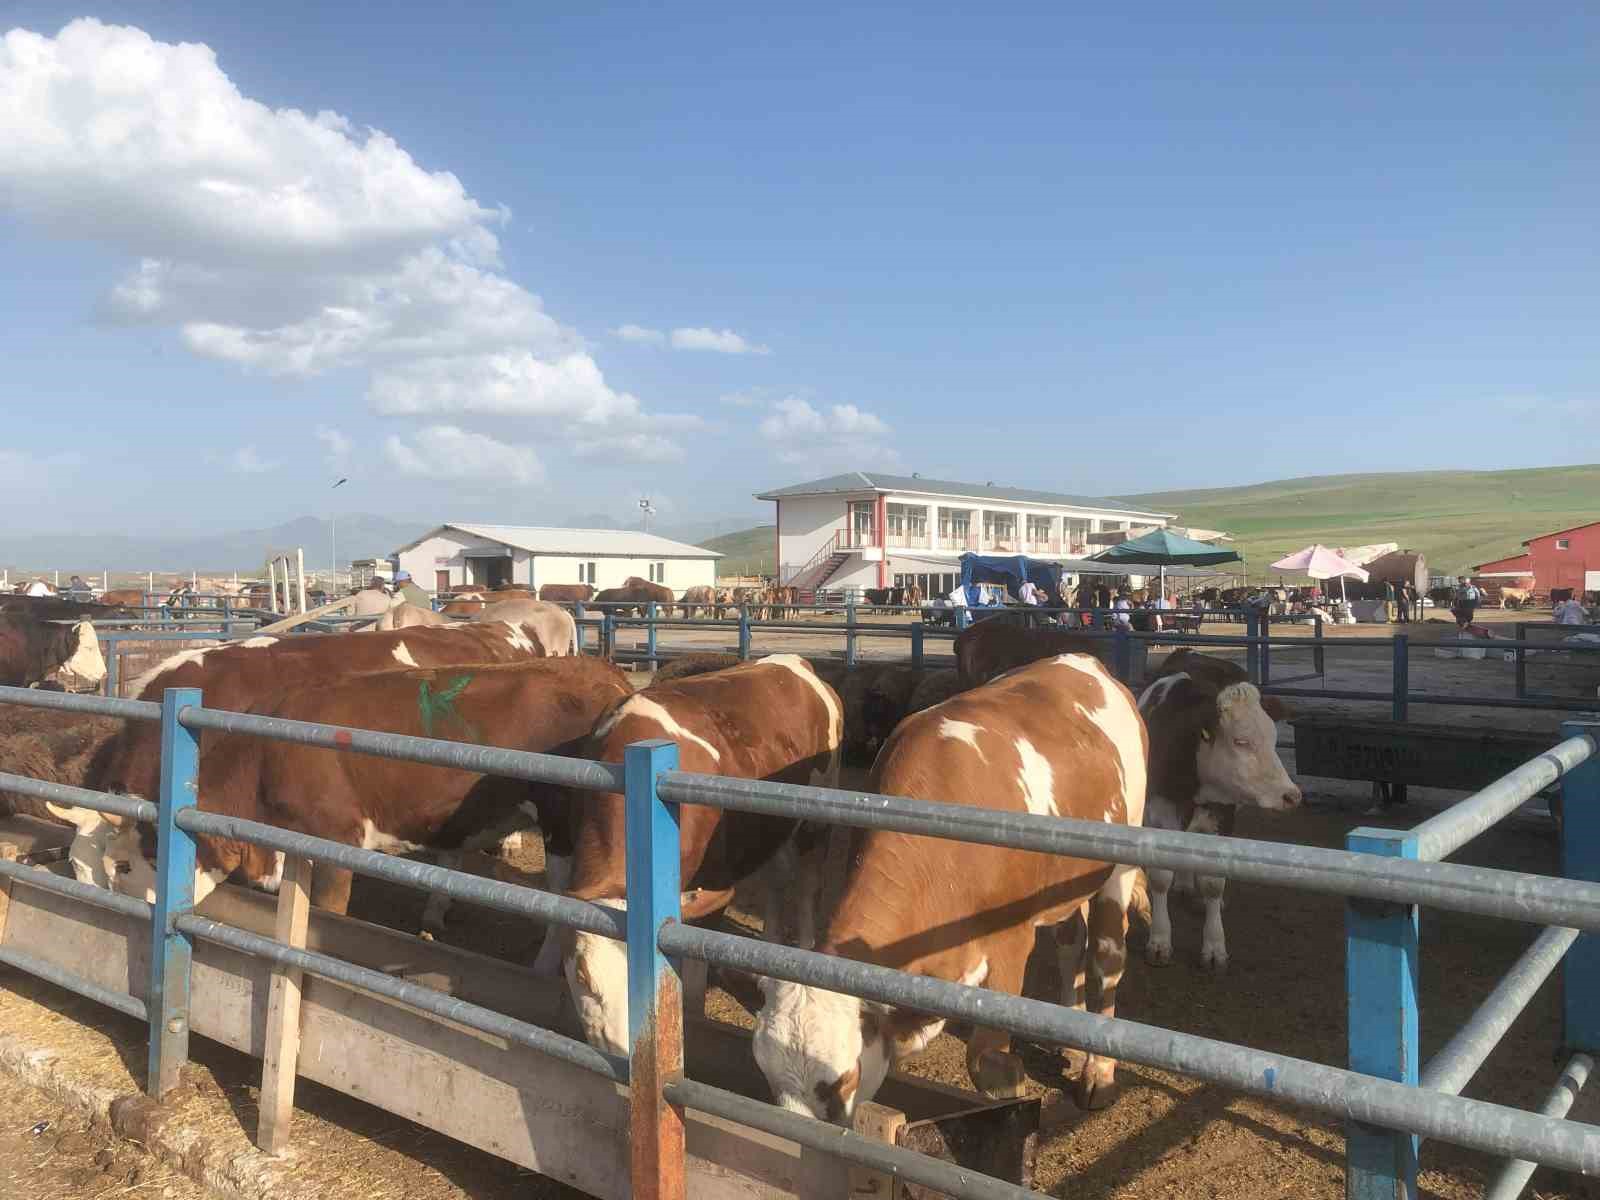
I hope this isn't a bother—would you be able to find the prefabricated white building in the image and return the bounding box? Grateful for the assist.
[392,523,720,596]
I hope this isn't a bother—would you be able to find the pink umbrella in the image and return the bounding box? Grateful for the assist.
[1270,544,1370,604]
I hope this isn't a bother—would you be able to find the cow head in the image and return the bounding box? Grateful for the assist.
[48,619,106,686]
[43,803,119,888]
[753,981,940,1125]
[1194,682,1301,810]
[106,821,228,906]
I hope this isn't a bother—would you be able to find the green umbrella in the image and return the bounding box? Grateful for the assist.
[1088,529,1242,593]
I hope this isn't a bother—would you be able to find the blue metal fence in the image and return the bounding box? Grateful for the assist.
[0,683,1597,1198]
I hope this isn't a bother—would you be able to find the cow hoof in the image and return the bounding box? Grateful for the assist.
[1074,1071,1119,1111]
[1144,942,1173,967]
[1200,950,1228,974]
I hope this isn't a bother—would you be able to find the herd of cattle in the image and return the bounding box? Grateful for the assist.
[0,595,1303,1127]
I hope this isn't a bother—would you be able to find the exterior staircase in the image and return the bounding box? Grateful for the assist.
[786,532,851,597]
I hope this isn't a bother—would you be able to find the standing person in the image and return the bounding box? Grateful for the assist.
[1018,578,1040,606]
[1555,593,1587,626]
[1383,579,1397,623]
[1112,589,1133,630]
[393,570,431,610]
[1397,581,1413,624]
[1452,576,1480,632]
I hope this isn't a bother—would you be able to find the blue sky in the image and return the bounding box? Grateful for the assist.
[2,4,1596,535]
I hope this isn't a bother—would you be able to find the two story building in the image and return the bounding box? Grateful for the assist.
[757,472,1176,598]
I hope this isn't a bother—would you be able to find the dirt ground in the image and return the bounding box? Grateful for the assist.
[0,1066,215,1199]
[3,623,1600,1198]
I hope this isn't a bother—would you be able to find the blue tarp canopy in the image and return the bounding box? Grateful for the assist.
[958,553,1061,606]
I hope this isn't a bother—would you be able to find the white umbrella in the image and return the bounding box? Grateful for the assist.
[1270,544,1370,604]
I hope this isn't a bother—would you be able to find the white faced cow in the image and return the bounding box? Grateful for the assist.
[1137,651,1300,972]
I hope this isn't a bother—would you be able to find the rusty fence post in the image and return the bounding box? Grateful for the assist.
[625,739,686,1200]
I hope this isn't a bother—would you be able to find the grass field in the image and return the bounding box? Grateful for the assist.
[703,525,777,576]
[707,465,1599,581]
[1118,464,1600,577]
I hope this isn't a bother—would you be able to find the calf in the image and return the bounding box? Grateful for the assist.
[1137,651,1300,972]
[107,659,631,914]
[538,583,595,604]
[753,655,1146,1120]
[953,616,1107,687]
[0,614,105,689]
[57,623,546,885]
[561,655,843,1056]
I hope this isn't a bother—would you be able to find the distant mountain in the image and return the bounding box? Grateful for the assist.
[0,514,428,573]
[702,526,777,575]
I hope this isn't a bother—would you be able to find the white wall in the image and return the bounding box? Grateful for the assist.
[776,495,852,576]
[530,555,716,595]
[396,531,532,590]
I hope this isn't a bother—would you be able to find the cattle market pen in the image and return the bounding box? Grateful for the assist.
[0,660,1598,1197]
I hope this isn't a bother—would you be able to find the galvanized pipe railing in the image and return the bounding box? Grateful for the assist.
[0,854,153,921]
[1420,926,1579,1097]
[1486,1054,1595,1200]
[0,945,150,1021]
[656,771,1600,931]
[661,924,1600,1178]
[1411,736,1595,861]
[0,684,158,722]
[0,771,158,825]
[177,809,625,941]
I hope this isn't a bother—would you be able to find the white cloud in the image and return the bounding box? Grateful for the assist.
[382,425,543,485]
[0,19,683,464]
[757,396,896,466]
[315,425,352,464]
[670,327,770,355]
[613,324,666,346]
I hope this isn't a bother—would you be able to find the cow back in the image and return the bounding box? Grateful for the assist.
[953,618,1106,687]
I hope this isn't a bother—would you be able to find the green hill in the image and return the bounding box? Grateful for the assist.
[1117,465,1600,576]
[704,525,776,577]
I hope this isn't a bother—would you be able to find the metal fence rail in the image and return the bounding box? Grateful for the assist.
[0,679,1597,1198]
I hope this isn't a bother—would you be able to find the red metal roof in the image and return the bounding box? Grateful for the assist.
[1522,518,1600,546]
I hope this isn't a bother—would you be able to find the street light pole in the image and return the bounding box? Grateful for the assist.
[331,477,348,591]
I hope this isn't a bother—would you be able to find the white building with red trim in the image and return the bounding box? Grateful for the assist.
[757,472,1176,597]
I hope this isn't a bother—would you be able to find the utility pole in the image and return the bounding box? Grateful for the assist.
[331,477,348,590]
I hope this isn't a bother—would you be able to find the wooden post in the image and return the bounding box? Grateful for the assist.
[148,687,201,1098]
[625,739,686,1200]
[295,549,308,615]
[0,843,18,943]
[647,603,659,672]
[258,855,313,1153]
[850,1102,908,1199]
[1345,827,1419,1200]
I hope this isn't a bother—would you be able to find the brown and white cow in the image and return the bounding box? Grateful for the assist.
[953,617,1109,687]
[107,659,631,913]
[0,614,105,689]
[753,654,1147,1121]
[471,598,577,656]
[560,654,843,1056]
[439,591,488,616]
[1137,649,1300,972]
[56,623,547,885]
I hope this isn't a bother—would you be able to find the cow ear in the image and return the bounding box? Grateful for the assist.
[1198,726,1212,742]
[1260,696,1290,722]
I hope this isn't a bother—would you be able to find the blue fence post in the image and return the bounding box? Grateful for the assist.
[1345,826,1420,1200]
[846,602,858,668]
[738,606,751,661]
[646,602,659,672]
[624,739,686,1200]
[1515,623,1527,700]
[1112,625,1132,683]
[1561,721,1600,1057]
[1314,615,1325,678]
[1245,612,1261,683]
[573,600,586,654]
[1260,615,1272,686]
[602,611,615,662]
[148,687,202,1098]
[910,621,925,671]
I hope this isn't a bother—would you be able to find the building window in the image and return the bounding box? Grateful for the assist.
[1558,539,1572,550]
[580,562,596,584]
[1067,518,1090,551]
[1026,516,1054,547]
[647,561,667,583]
[984,512,1017,549]
[938,508,972,546]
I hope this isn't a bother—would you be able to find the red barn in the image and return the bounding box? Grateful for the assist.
[1522,522,1600,600]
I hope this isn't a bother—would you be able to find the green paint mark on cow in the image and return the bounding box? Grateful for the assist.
[418,673,480,741]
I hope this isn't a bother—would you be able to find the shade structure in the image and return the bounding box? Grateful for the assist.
[1089,528,1242,594]
[1270,543,1370,604]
